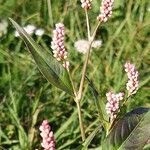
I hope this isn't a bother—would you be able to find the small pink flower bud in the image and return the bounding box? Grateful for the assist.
[51,23,69,69]
[97,0,114,22]
[106,91,124,122]
[39,120,55,150]
[80,0,92,10]
[124,62,139,96]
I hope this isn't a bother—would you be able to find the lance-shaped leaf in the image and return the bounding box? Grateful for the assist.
[86,76,109,129]
[10,18,74,96]
[82,125,102,150]
[103,107,150,150]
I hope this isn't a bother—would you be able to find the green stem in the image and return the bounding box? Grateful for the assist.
[76,21,101,141]
[85,9,90,40]
[68,71,77,97]
[77,42,92,102]
[76,100,85,141]
[77,22,101,102]
[92,21,101,39]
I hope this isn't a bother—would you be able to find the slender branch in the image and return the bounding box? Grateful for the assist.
[75,15,101,141]
[77,41,92,101]
[92,21,101,39]
[76,101,85,141]
[68,71,77,97]
[85,9,90,40]
[77,22,101,102]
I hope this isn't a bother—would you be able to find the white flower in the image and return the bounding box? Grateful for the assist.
[15,24,36,37]
[14,30,20,37]
[24,24,36,34]
[92,40,102,48]
[74,40,89,54]
[35,28,45,36]
[0,20,8,37]
[74,39,102,54]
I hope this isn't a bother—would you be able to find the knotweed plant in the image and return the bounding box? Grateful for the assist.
[10,0,150,149]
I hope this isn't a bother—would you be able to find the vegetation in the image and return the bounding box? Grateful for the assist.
[0,0,150,149]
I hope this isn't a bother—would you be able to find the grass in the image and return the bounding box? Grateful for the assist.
[0,0,150,149]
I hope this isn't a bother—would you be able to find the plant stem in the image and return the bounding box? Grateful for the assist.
[92,21,101,39]
[77,41,92,102]
[76,100,85,141]
[85,9,90,40]
[78,22,101,102]
[75,21,101,141]
[68,71,77,97]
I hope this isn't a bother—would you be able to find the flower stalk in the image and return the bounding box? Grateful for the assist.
[77,22,100,103]
[75,20,101,142]
[85,9,91,40]
[76,100,86,141]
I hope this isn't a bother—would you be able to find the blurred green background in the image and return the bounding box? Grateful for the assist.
[0,0,150,149]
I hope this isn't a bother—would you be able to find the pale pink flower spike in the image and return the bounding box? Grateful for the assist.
[124,62,139,97]
[106,91,124,122]
[51,23,69,70]
[39,120,55,150]
[97,0,114,22]
[80,0,92,10]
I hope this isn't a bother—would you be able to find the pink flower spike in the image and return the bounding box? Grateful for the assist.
[80,0,92,10]
[124,62,139,97]
[39,120,55,150]
[106,91,124,122]
[97,0,114,22]
[51,23,69,70]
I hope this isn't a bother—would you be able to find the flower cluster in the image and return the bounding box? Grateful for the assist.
[39,120,55,150]
[74,40,89,54]
[51,23,69,69]
[97,0,114,22]
[15,24,45,37]
[74,39,102,54]
[124,62,139,96]
[0,20,8,37]
[106,92,124,122]
[92,40,102,48]
[35,28,45,36]
[80,0,92,10]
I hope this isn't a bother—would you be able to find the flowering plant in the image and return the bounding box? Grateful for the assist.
[10,0,150,149]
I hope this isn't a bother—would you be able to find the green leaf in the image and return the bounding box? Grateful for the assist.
[55,109,77,140]
[82,125,102,150]
[9,18,74,96]
[86,76,109,129]
[103,107,150,150]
